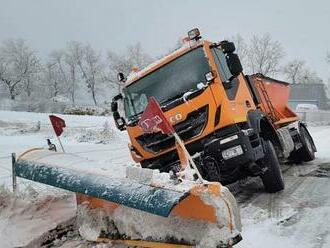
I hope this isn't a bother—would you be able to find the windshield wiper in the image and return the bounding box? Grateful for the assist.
[128,112,142,123]
[161,91,189,106]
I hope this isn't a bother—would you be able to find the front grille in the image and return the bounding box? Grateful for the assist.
[136,105,208,153]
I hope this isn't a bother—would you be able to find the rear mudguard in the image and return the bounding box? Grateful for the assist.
[247,110,282,150]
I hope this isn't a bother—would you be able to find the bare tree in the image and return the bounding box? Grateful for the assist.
[247,33,285,76]
[229,34,249,69]
[283,59,305,84]
[106,42,152,93]
[47,49,76,103]
[43,61,65,98]
[298,68,322,84]
[106,51,129,93]
[326,51,330,64]
[0,39,40,100]
[127,43,152,69]
[47,42,85,104]
[76,44,104,105]
[64,41,84,104]
[166,38,183,55]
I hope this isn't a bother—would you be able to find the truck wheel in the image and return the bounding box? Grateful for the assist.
[260,140,285,193]
[289,125,316,163]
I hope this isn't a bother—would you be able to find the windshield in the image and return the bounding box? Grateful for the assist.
[123,47,210,119]
[211,47,233,82]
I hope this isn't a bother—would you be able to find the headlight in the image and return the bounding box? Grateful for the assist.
[222,145,243,160]
[220,134,238,145]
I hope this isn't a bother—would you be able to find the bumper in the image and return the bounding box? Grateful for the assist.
[141,124,265,184]
[205,128,263,166]
[203,126,264,184]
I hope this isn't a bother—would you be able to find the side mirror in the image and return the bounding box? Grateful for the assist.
[111,101,118,112]
[220,41,236,54]
[114,116,126,131]
[112,93,123,101]
[226,53,243,77]
[111,94,126,131]
[117,72,126,83]
[112,110,126,131]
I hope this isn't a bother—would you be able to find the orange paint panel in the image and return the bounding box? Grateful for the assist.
[172,194,217,223]
[172,183,222,223]
[76,193,119,214]
[252,75,298,126]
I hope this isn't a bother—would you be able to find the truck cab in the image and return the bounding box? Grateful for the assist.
[112,29,316,192]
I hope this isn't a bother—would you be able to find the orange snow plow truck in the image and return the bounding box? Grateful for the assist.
[112,28,317,193]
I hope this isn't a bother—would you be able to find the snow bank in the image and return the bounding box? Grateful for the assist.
[237,204,330,248]
[0,186,76,248]
[75,121,115,144]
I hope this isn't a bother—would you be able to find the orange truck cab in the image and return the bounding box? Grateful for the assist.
[111,28,317,193]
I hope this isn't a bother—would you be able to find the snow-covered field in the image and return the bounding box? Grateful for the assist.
[0,110,330,247]
[0,110,133,247]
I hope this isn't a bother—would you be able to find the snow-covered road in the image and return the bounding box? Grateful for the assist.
[0,111,329,247]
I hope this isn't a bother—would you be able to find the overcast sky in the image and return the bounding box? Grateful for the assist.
[1,0,330,80]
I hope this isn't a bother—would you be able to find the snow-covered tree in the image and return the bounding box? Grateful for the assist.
[106,42,152,93]
[76,44,104,106]
[43,61,66,98]
[48,49,71,98]
[229,34,249,70]
[64,41,84,104]
[0,39,40,100]
[283,59,306,84]
[298,68,322,84]
[47,42,84,104]
[247,33,285,76]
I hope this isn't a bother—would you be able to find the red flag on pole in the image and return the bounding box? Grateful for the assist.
[138,97,175,135]
[49,115,66,137]
[138,97,204,182]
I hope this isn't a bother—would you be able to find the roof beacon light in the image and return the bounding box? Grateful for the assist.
[188,28,201,41]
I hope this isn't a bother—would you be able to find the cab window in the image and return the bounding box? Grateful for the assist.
[211,48,233,82]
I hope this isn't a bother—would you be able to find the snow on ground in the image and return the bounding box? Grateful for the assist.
[0,110,330,247]
[0,110,133,247]
[236,125,330,248]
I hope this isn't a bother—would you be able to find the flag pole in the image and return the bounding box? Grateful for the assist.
[56,135,65,153]
[173,132,204,183]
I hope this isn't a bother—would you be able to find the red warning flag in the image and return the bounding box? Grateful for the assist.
[49,115,66,137]
[138,97,175,135]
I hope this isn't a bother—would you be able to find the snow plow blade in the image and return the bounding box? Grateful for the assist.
[14,149,242,247]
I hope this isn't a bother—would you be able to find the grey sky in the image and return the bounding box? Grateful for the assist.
[1,0,330,80]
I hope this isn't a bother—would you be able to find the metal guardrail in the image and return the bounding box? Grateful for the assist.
[296,110,330,124]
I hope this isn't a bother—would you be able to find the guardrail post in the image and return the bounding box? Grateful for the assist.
[12,153,17,193]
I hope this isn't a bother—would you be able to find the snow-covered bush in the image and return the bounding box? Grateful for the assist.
[63,106,111,116]
[75,121,114,144]
[0,98,67,113]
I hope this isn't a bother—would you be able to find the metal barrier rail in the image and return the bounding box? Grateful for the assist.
[0,155,11,160]
[296,110,330,123]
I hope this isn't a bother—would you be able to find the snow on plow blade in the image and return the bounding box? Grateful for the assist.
[14,149,242,247]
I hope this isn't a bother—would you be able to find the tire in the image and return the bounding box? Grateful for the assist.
[289,125,316,163]
[260,140,285,193]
